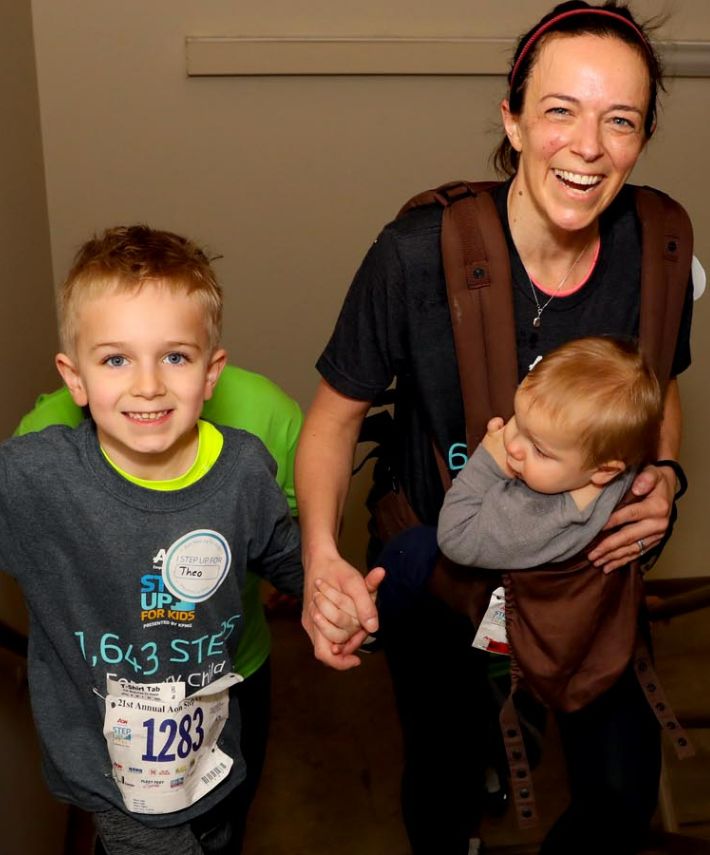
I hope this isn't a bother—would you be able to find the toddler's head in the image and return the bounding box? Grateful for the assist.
[504,337,662,494]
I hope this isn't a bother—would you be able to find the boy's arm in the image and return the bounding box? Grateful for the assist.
[252,510,303,598]
[0,452,23,581]
[243,438,304,598]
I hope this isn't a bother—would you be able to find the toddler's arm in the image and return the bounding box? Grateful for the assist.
[437,446,517,569]
[438,418,602,570]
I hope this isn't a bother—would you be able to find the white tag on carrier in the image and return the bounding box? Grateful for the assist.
[472,586,510,655]
[103,671,242,814]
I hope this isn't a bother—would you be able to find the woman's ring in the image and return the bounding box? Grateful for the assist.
[636,539,645,555]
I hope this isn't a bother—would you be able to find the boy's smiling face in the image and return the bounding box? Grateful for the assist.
[56,280,225,480]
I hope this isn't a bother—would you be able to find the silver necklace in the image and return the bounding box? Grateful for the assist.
[527,240,593,328]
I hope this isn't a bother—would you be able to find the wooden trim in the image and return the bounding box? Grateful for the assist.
[185,36,710,78]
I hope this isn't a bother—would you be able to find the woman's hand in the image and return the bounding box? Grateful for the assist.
[301,554,381,670]
[310,566,385,656]
[587,464,676,573]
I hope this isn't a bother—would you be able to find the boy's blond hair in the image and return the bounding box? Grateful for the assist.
[59,225,223,354]
[520,337,662,469]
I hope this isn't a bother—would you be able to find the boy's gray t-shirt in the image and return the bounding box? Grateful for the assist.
[0,421,302,826]
[438,445,635,569]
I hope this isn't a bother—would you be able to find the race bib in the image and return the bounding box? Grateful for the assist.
[103,672,242,814]
[472,587,510,655]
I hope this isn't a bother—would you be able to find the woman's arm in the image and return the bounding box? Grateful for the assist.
[295,379,381,669]
[588,378,681,572]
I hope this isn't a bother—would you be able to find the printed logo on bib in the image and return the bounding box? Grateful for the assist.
[163,530,231,603]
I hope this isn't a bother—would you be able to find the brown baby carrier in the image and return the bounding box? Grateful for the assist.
[371,180,694,825]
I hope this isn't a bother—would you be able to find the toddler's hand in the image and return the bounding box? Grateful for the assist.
[481,416,515,477]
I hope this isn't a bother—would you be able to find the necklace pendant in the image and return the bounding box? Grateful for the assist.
[532,315,541,329]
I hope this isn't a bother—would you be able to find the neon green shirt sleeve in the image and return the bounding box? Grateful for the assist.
[14,388,85,436]
[200,365,303,517]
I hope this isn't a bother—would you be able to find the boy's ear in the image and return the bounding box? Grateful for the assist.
[590,460,626,487]
[203,348,227,401]
[55,353,89,407]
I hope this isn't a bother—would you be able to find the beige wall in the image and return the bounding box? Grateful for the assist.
[0,0,56,630]
[1,4,68,851]
[30,0,710,577]
[1,0,56,440]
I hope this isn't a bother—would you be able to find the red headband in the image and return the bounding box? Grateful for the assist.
[509,7,652,93]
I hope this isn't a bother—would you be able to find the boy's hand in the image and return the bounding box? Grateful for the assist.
[481,417,515,478]
[311,567,385,656]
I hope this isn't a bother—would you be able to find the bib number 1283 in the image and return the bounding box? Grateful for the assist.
[142,707,205,762]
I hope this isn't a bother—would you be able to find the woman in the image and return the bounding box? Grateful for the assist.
[295,3,694,853]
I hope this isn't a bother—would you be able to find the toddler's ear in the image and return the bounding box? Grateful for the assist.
[591,460,626,487]
[55,353,88,407]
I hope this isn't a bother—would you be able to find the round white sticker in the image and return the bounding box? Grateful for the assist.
[163,529,232,603]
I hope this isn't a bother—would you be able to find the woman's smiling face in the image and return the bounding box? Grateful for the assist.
[502,33,650,236]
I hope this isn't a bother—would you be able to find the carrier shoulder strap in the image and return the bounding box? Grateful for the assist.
[398,180,518,456]
[635,185,693,390]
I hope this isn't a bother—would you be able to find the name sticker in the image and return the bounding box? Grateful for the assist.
[163,530,231,603]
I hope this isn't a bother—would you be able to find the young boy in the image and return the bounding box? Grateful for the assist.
[0,226,302,854]
[15,352,303,855]
[437,336,662,570]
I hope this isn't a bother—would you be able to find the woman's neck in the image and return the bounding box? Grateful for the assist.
[507,176,600,289]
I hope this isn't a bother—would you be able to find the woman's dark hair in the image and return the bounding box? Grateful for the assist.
[493,1,664,176]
